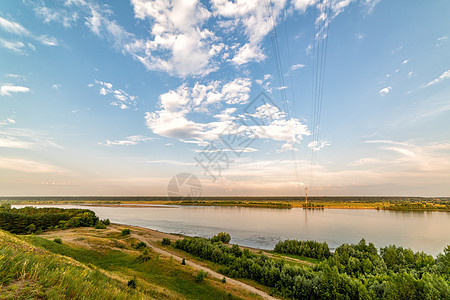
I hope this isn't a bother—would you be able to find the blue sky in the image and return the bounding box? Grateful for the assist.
[0,0,449,196]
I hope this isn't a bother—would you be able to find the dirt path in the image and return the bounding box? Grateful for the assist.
[130,233,278,300]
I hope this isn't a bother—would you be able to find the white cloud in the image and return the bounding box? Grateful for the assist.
[291,63,305,70]
[129,0,221,76]
[361,0,381,14]
[0,16,30,35]
[0,117,16,126]
[291,0,317,13]
[255,74,272,93]
[36,35,59,46]
[231,43,266,65]
[52,84,61,91]
[355,33,365,39]
[436,36,448,47]
[379,86,391,96]
[425,70,450,87]
[90,80,136,109]
[0,84,30,96]
[5,74,26,80]
[408,71,414,78]
[0,38,26,54]
[100,135,156,146]
[146,79,310,148]
[212,0,285,65]
[0,158,66,173]
[0,16,59,50]
[402,59,408,65]
[308,140,330,151]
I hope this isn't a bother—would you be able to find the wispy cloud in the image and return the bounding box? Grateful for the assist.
[436,36,448,47]
[0,16,59,52]
[290,63,305,70]
[0,127,64,150]
[99,135,156,146]
[424,70,450,87]
[90,80,136,109]
[308,140,330,152]
[0,157,66,173]
[0,38,27,54]
[0,16,30,35]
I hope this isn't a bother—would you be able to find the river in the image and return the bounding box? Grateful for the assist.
[14,204,450,256]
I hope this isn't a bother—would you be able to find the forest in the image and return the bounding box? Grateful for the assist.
[175,235,450,299]
[0,204,105,234]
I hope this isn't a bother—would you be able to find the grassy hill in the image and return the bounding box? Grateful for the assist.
[0,228,258,299]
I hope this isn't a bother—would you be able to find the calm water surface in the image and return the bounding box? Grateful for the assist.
[15,205,450,256]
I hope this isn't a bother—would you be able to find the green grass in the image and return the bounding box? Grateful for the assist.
[24,235,243,299]
[0,229,249,299]
[0,230,143,299]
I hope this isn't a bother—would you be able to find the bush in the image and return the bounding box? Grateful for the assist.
[101,219,110,225]
[222,277,226,283]
[137,250,151,262]
[211,232,231,244]
[95,222,106,229]
[162,238,171,246]
[195,270,206,283]
[53,238,62,244]
[26,224,36,234]
[121,228,131,236]
[134,241,147,249]
[127,278,136,289]
[182,258,186,265]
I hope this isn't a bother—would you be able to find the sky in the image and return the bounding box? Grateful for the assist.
[0,0,449,197]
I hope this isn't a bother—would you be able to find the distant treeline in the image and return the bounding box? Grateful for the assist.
[380,202,450,211]
[0,204,104,234]
[176,201,292,209]
[2,196,449,204]
[174,235,449,299]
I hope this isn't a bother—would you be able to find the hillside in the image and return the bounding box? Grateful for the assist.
[0,227,262,299]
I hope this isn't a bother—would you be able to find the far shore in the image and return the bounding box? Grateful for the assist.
[9,200,450,211]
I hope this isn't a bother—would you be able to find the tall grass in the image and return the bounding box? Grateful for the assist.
[0,230,143,299]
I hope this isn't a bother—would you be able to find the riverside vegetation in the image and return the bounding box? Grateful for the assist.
[174,235,450,299]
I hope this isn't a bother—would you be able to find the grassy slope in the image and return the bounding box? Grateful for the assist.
[0,229,259,300]
[0,230,146,299]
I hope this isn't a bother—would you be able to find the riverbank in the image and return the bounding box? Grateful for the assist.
[4,196,449,211]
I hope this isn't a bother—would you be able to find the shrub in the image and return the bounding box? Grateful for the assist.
[53,238,62,244]
[182,258,186,265]
[195,270,206,283]
[211,232,231,244]
[121,228,131,236]
[222,277,226,283]
[134,241,147,249]
[137,250,151,262]
[95,222,106,229]
[127,278,136,289]
[162,238,171,246]
[101,219,110,225]
[26,224,36,234]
